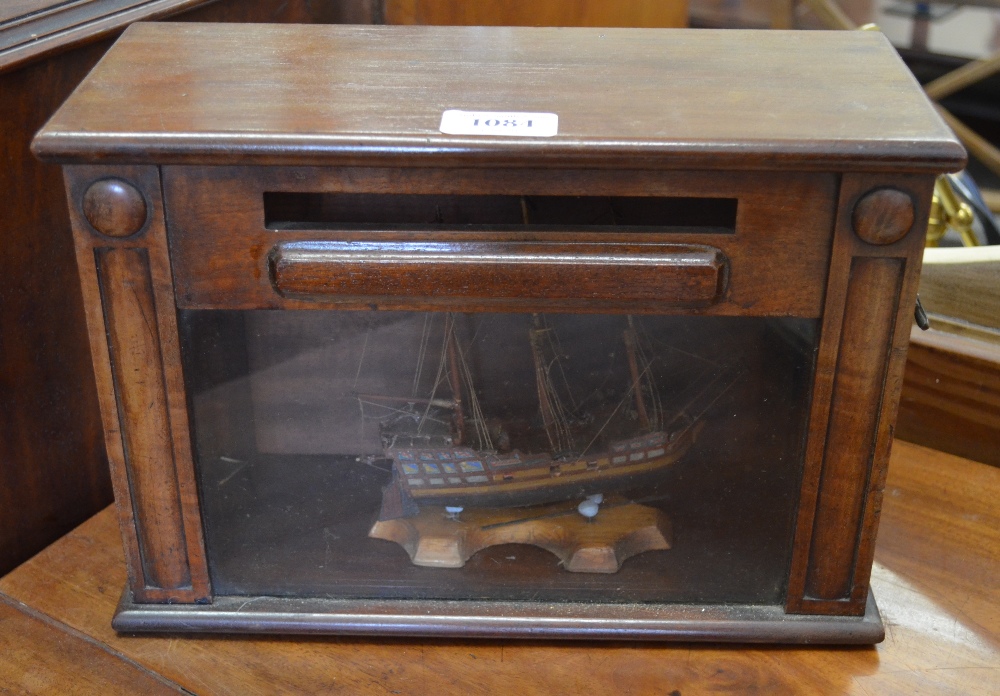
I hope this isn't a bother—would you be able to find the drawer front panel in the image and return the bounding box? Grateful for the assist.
[269,240,727,309]
[164,166,836,316]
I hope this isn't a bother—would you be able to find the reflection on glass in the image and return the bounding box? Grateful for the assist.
[180,311,816,604]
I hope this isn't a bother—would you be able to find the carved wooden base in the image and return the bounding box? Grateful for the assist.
[369,495,671,573]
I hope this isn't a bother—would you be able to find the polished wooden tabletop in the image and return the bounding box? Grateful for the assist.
[1,439,997,694]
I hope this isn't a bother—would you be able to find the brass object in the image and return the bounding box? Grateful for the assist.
[927,175,977,247]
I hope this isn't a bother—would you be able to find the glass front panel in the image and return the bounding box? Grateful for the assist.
[179,310,817,604]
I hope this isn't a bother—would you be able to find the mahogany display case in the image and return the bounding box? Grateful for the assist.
[33,23,964,642]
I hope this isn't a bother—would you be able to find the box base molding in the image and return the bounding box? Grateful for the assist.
[113,589,884,644]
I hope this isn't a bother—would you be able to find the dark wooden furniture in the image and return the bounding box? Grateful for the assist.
[898,247,1000,467]
[34,24,964,642]
[0,1,340,577]
[3,440,998,693]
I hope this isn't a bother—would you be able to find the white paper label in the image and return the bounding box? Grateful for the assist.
[439,110,558,137]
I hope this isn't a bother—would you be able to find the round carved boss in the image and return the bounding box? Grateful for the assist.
[82,179,147,238]
[851,187,914,245]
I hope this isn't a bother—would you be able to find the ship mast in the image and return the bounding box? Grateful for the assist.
[364,313,493,451]
[444,314,466,446]
[623,324,650,431]
[419,314,492,451]
[624,316,661,432]
[529,316,575,454]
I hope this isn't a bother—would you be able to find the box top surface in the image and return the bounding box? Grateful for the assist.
[33,23,965,172]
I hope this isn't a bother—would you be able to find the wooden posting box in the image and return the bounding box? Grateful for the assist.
[34,24,964,643]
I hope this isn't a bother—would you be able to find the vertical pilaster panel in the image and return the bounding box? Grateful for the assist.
[96,247,191,590]
[65,165,209,604]
[805,256,903,600]
[787,173,934,616]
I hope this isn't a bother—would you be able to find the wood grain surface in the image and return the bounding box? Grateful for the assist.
[0,595,181,695]
[897,246,1000,466]
[368,497,672,573]
[97,248,192,592]
[32,24,965,172]
[1,441,996,695]
[0,37,112,578]
[851,187,915,245]
[0,0,338,72]
[917,245,1000,336]
[82,179,148,237]
[66,164,211,605]
[383,0,689,28]
[0,1,209,71]
[269,239,726,307]
[165,166,836,317]
[786,172,934,618]
[805,257,903,602]
[898,327,1000,467]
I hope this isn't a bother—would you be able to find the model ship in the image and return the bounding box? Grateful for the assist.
[361,315,732,521]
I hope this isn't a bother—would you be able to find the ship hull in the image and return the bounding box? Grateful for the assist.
[399,460,679,509]
[381,425,700,517]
